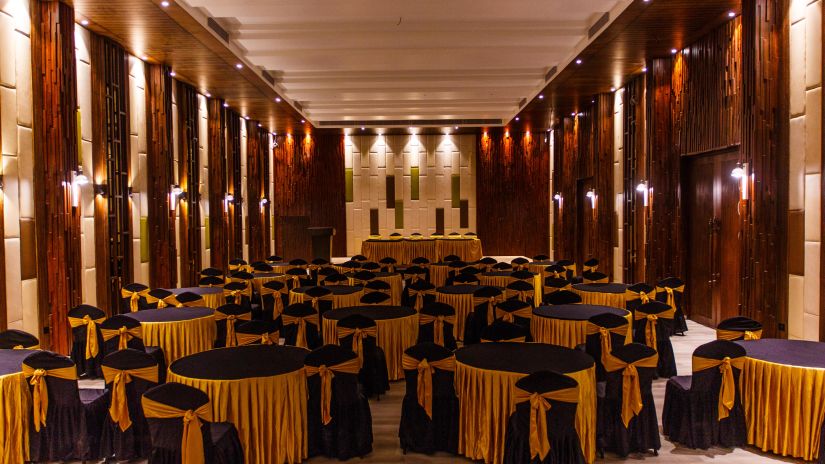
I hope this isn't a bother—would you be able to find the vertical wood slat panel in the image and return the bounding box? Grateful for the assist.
[31,0,83,351]
[246,122,266,262]
[594,94,615,279]
[207,99,228,269]
[226,111,243,260]
[176,82,200,286]
[623,75,648,283]
[145,63,177,288]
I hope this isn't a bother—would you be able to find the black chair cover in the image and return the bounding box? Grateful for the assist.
[251,262,274,272]
[496,299,533,337]
[361,262,382,271]
[214,304,252,348]
[532,255,550,261]
[351,254,368,262]
[146,289,174,309]
[121,283,149,313]
[417,302,458,351]
[481,320,528,342]
[584,313,629,382]
[337,314,389,398]
[0,329,38,349]
[452,273,480,285]
[463,286,504,344]
[99,314,167,383]
[198,276,225,287]
[360,291,392,305]
[657,277,688,335]
[442,254,461,263]
[625,282,655,317]
[633,301,677,378]
[235,319,282,345]
[282,303,322,350]
[200,267,224,278]
[68,304,106,377]
[716,316,763,340]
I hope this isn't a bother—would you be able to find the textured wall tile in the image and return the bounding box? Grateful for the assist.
[790,20,807,116]
[788,210,805,275]
[83,268,96,306]
[395,199,403,229]
[806,87,822,174]
[16,126,32,218]
[805,173,821,241]
[21,278,37,334]
[803,313,820,341]
[0,13,15,87]
[14,31,30,128]
[790,116,807,210]
[345,168,353,202]
[3,155,19,238]
[804,241,820,315]
[806,1,822,88]
[1,86,18,154]
[5,237,21,324]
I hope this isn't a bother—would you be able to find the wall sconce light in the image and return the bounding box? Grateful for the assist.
[94,183,108,197]
[224,193,234,213]
[71,167,89,208]
[170,184,183,210]
[553,192,563,209]
[260,197,269,208]
[586,189,597,209]
[731,162,749,200]
[635,180,650,207]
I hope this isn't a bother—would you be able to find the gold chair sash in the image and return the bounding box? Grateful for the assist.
[585,323,629,368]
[259,285,285,316]
[100,325,143,351]
[21,363,78,432]
[214,311,252,347]
[68,315,106,359]
[282,314,318,348]
[236,330,279,346]
[692,355,746,420]
[13,343,39,349]
[495,306,533,323]
[418,314,456,347]
[306,293,334,312]
[336,326,378,368]
[583,264,598,273]
[223,286,249,303]
[624,288,656,305]
[512,386,579,460]
[603,353,658,427]
[563,263,577,277]
[401,354,456,418]
[120,288,148,312]
[481,336,526,343]
[409,288,436,312]
[144,293,181,309]
[634,308,675,350]
[472,296,502,325]
[716,328,762,341]
[102,364,159,431]
[141,396,213,464]
[508,288,535,304]
[656,284,685,311]
[305,358,361,425]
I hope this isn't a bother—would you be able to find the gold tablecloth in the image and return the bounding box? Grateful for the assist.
[739,352,825,460]
[252,272,289,293]
[360,238,483,264]
[572,287,626,308]
[322,313,419,380]
[436,238,483,262]
[454,359,596,464]
[170,287,226,309]
[0,358,31,464]
[141,314,216,364]
[479,274,542,303]
[436,289,503,341]
[430,265,451,287]
[289,288,364,309]
[531,310,633,348]
[347,274,403,305]
[168,365,307,464]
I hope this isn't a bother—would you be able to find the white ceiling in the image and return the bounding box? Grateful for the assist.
[183,0,628,126]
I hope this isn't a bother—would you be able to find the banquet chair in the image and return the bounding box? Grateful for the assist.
[336,314,390,398]
[582,271,609,284]
[633,301,678,378]
[600,343,660,457]
[532,254,550,261]
[662,340,747,449]
[555,259,576,280]
[290,258,310,268]
[379,256,397,273]
[145,289,179,309]
[286,267,312,289]
[351,270,377,286]
[228,258,248,273]
[494,299,533,336]
[492,261,513,271]
[625,283,656,318]
[452,273,480,285]
[405,280,437,311]
[228,269,255,283]
[174,291,205,307]
[361,261,382,271]
[0,328,39,349]
[309,258,331,284]
[411,256,431,269]
[68,304,106,378]
[716,316,763,341]
[399,343,459,455]
[364,279,392,294]
[459,265,483,276]
[198,276,225,287]
[235,319,282,346]
[99,314,167,383]
[213,303,252,348]
[503,370,586,464]
[445,260,469,285]
[584,313,629,382]
[506,279,536,306]
[544,276,573,296]
[200,267,224,279]
[360,291,392,306]
[511,257,530,271]
[267,255,284,263]
[251,261,274,272]
[303,286,335,324]
[121,283,150,313]
[351,254,368,262]
[448,232,461,237]
[305,345,373,459]
[99,348,159,461]
[464,232,477,237]
[260,280,288,319]
[477,256,498,271]
[282,303,322,350]
[142,382,244,464]
[544,264,568,280]
[464,286,505,344]
[443,254,461,263]
[656,277,687,335]
[480,320,528,343]
[417,302,458,350]
[583,258,599,273]
[542,290,582,306]
[23,350,108,462]
[402,265,428,289]
[324,273,350,285]
[338,261,361,272]
[223,281,252,310]
[316,266,339,286]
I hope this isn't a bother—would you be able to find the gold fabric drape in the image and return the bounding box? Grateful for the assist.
[624,288,656,306]
[481,336,526,343]
[454,361,596,464]
[323,315,419,380]
[362,238,482,264]
[584,323,631,366]
[21,364,77,432]
[472,295,505,326]
[252,273,289,294]
[335,326,378,369]
[100,326,143,351]
[716,329,762,341]
[348,274,403,305]
[144,293,180,309]
[259,284,286,317]
[195,289,226,309]
[531,311,632,349]
[602,353,658,427]
[430,265,450,287]
[214,311,252,347]
[121,288,148,312]
[634,307,675,350]
[511,385,579,460]
[101,365,159,431]
[67,315,105,359]
[655,284,685,312]
[167,368,308,464]
[141,396,213,464]
[419,314,455,347]
[141,315,216,364]
[0,368,30,464]
[289,289,363,309]
[436,238,483,262]
[401,354,456,418]
[692,355,745,420]
[409,288,437,311]
[236,331,279,346]
[282,314,319,349]
[435,292,476,340]
[305,358,361,424]
[495,306,533,324]
[572,288,626,308]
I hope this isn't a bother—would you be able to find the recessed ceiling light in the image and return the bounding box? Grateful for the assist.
[515,116,520,121]
[361,127,365,131]
[169,70,176,77]
[538,94,544,99]
[140,55,149,61]
[728,11,736,17]
[571,112,576,117]
[204,92,211,97]
[575,59,582,65]
[301,119,306,123]
[257,123,262,127]
[454,126,459,130]
[275,97,282,103]
[80,19,89,26]
[671,48,678,54]
[160,1,170,6]
[235,63,243,70]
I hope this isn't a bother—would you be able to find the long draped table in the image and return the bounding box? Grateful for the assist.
[736,339,825,461]
[125,307,216,364]
[361,237,483,264]
[168,345,309,464]
[454,342,596,464]
[0,349,34,464]
[436,285,504,340]
[571,283,629,308]
[322,305,418,380]
[531,304,632,348]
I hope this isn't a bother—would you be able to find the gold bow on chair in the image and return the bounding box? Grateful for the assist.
[625,288,656,305]
[336,326,378,367]
[508,288,535,305]
[306,293,334,312]
[408,288,436,312]
[144,293,181,309]
[583,264,598,273]
[22,363,78,432]
[472,296,501,325]
[656,284,685,311]
[495,306,532,323]
[634,307,675,350]
[236,330,279,346]
[584,323,628,367]
[692,355,746,420]
[102,364,159,431]
[305,358,361,424]
[603,352,658,427]
[100,325,143,351]
[120,288,148,312]
[259,285,286,317]
[282,314,318,348]
[13,343,39,349]
[401,354,456,418]
[512,385,579,460]
[223,286,248,304]
[418,314,456,347]
[716,328,762,341]
[141,396,213,464]
[214,311,252,347]
[68,315,106,359]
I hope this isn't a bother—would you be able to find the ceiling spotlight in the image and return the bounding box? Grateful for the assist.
[671,48,678,54]
[204,92,211,97]
[235,63,243,69]
[257,123,262,128]
[160,0,170,6]
[301,119,306,123]
[169,70,176,77]
[140,55,149,61]
[575,59,582,65]
[728,11,736,18]
[275,97,282,103]
[80,19,89,26]
[515,116,520,121]
[571,112,576,117]
[538,94,544,99]
[454,126,459,130]
[361,127,365,131]
[731,163,746,179]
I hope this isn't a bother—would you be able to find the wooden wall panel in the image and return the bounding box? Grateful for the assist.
[225,110,243,260]
[31,0,83,351]
[594,94,615,278]
[272,131,347,258]
[145,63,177,288]
[553,119,576,261]
[177,81,200,286]
[207,99,228,269]
[477,129,550,256]
[246,122,267,262]
[623,75,648,283]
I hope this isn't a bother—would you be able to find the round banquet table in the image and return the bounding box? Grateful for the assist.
[251,271,287,293]
[124,307,216,364]
[736,339,825,461]
[454,343,596,464]
[0,349,35,464]
[347,272,403,305]
[267,261,294,274]
[527,260,556,277]
[531,304,632,348]
[571,282,629,308]
[479,271,542,301]
[429,263,451,287]
[166,286,225,309]
[289,285,364,309]
[322,306,418,380]
[436,284,504,341]
[168,345,309,464]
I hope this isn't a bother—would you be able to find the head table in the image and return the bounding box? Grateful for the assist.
[360,237,483,264]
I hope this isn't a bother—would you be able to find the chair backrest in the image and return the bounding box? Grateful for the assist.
[216,303,250,317]
[583,258,599,270]
[235,319,281,345]
[141,382,214,459]
[68,304,106,320]
[690,340,747,394]
[453,274,480,285]
[459,266,482,275]
[473,285,503,299]
[251,262,274,272]
[411,256,430,266]
[318,267,339,277]
[175,291,205,306]
[99,314,145,354]
[480,320,528,342]
[443,255,461,263]
[311,258,330,266]
[305,344,358,367]
[479,257,498,265]
[323,273,350,285]
[361,262,381,271]
[101,348,158,387]
[351,254,368,262]
[543,290,582,305]
[360,291,391,305]
[364,280,392,291]
[263,280,286,292]
[23,350,81,411]
[404,342,453,364]
[717,316,762,340]
[283,303,316,318]
[582,271,608,283]
[198,276,224,287]
[0,329,39,349]
[511,257,529,266]
[200,267,224,278]
[379,256,397,264]
[290,258,309,267]
[491,262,513,271]
[420,302,455,317]
[636,301,672,317]
[515,369,578,395]
[337,314,377,331]
[510,270,533,281]
[532,255,550,261]
[304,286,333,298]
[229,270,254,281]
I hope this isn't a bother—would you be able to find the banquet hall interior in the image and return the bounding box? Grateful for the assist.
[0,0,820,463]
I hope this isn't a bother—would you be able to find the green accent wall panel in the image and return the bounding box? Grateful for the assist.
[140,217,149,263]
[395,200,403,229]
[410,167,420,200]
[204,217,210,249]
[345,168,354,202]
[451,174,461,208]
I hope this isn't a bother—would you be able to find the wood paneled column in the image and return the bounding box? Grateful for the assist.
[207,99,228,269]
[31,0,83,351]
[246,121,266,262]
[177,82,201,286]
[226,111,243,260]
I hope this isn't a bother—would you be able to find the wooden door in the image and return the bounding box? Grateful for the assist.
[684,151,741,327]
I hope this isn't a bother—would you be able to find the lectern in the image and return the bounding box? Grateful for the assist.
[308,227,336,261]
